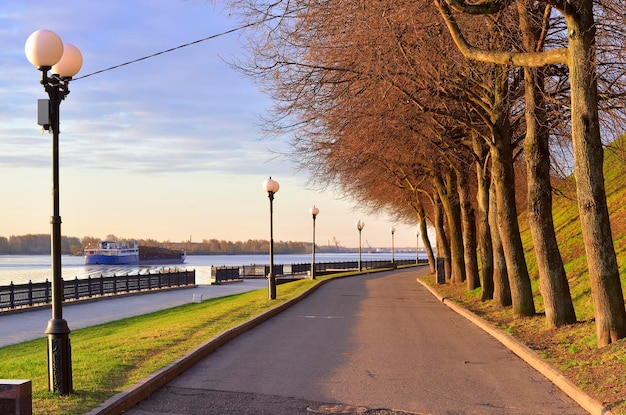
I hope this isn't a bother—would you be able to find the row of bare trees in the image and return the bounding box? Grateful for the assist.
[219,0,626,347]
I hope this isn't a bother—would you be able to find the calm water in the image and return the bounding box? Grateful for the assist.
[0,252,421,286]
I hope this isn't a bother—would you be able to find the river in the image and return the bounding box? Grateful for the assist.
[0,252,422,286]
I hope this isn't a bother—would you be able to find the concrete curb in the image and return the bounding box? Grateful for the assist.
[84,269,386,415]
[415,277,615,415]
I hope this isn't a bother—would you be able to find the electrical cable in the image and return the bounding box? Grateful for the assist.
[73,17,275,81]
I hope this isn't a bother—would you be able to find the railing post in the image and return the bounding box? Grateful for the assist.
[10,282,15,309]
[45,279,50,304]
[74,277,79,299]
[28,280,33,306]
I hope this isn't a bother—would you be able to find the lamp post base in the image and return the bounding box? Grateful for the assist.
[45,318,72,395]
[267,274,276,300]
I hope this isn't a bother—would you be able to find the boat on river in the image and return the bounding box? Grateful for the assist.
[84,241,185,265]
[84,241,139,265]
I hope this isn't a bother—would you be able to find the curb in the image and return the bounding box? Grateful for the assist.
[415,277,615,415]
[84,269,390,415]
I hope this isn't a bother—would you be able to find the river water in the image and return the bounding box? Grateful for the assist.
[0,252,421,286]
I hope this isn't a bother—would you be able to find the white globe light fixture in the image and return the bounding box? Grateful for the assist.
[52,44,83,78]
[263,177,280,194]
[25,29,64,68]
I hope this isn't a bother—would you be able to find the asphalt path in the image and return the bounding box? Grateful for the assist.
[123,267,587,415]
[0,279,267,347]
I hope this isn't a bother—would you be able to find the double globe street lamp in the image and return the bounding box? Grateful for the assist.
[309,206,319,279]
[25,29,83,395]
[263,177,280,299]
[356,220,365,271]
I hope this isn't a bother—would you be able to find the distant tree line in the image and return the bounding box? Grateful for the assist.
[0,234,350,256]
[0,234,81,255]
[143,238,351,255]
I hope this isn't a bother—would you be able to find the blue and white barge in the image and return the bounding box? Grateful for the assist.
[84,241,139,265]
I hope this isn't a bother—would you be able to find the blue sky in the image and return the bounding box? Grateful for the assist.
[0,0,421,249]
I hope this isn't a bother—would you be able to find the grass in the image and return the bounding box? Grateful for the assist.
[0,269,395,415]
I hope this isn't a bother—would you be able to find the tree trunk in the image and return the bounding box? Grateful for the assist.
[433,192,452,281]
[565,3,626,345]
[474,136,494,300]
[491,124,535,316]
[435,172,466,284]
[457,167,480,291]
[416,200,436,274]
[489,177,512,307]
[518,0,576,327]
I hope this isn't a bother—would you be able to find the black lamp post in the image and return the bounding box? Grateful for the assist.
[25,29,83,395]
[390,226,396,264]
[416,231,420,265]
[309,205,319,279]
[356,220,365,271]
[263,177,279,299]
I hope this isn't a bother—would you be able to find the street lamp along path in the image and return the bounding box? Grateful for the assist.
[25,29,83,396]
[310,205,319,279]
[263,177,279,299]
[356,220,365,272]
[390,226,396,264]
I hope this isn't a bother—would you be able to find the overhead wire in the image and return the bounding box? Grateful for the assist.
[73,16,276,81]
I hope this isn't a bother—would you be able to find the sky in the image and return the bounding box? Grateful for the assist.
[0,0,423,250]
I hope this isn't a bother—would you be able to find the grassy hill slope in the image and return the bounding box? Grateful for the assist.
[519,141,626,322]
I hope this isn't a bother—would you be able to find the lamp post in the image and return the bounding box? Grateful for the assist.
[309,206,319,279]
[263,177,279,299]
[390,226,396,264]
[416,231,420,265]
[356,220,365,271]
[25,29,83,395]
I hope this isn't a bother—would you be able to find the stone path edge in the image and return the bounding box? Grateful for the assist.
[415,277,614,415]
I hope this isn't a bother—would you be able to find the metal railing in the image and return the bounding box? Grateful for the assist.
[211,258,424,283]
[0,269,195,310]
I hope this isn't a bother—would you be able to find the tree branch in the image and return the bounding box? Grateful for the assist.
[434,0,568,66]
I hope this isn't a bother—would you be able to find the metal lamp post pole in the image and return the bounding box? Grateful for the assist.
[310,206,319,279]
[44,70,73,395]
[268,190,276,299]
[25,30,82,395]
[263,177,279,300]
[391,226,396,264]
[356,220,364,272]
[416,231,420,265]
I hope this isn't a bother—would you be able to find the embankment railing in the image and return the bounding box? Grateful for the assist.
[211,258,425,283]
[0,269,195,310]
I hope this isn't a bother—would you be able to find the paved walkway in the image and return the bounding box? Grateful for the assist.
[0,279,267,347]
[118,268,588,415]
